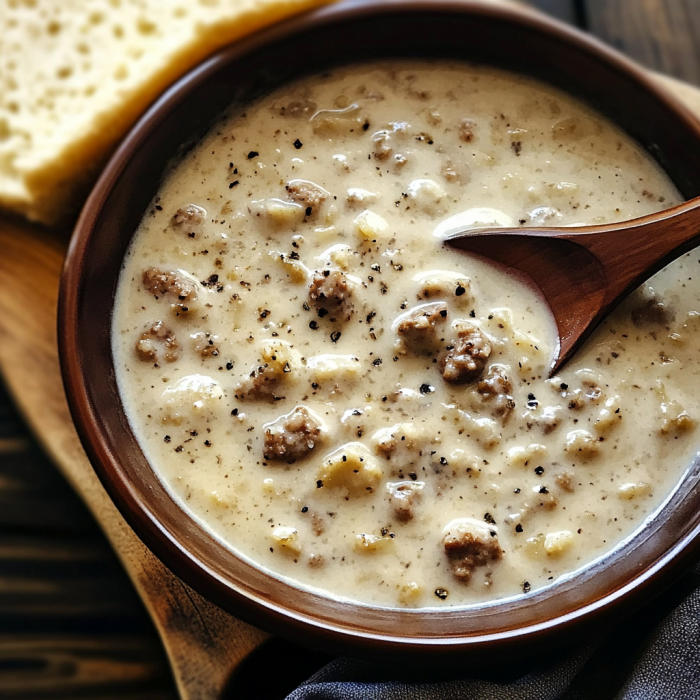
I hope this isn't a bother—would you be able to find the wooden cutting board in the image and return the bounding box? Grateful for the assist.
[1,21,699,700]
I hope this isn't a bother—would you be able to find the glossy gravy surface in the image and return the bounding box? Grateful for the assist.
[112,62,699,608]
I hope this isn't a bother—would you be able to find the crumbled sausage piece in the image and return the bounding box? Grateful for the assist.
[554,471,576,493]
[386,481,424,521]
[172,204,206,229]
[242,364,282,400]
[477,364,515,419]
[394,302,448,347]
[442,518,502,582]
[237,341,301,401]
[263,406,325,463]
[309,269,354,319]
[440,324,492,384]
[286,179,329,213]
[190,331,220,358]
[135,321,179,363]
[458,118,477,142]
[142,268,199,315]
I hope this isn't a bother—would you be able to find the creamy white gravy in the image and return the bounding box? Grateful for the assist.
[112,61,699,608]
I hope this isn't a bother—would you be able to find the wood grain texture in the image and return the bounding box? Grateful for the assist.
[0,390,177,699]
[585,0,700,85]
[0,220,268,700]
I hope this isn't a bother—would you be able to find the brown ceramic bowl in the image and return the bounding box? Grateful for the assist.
[59,0,700,663]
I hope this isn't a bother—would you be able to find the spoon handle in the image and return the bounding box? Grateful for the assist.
[552,196,700,308]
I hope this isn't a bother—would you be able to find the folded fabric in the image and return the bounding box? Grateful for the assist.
[288,562,700,699]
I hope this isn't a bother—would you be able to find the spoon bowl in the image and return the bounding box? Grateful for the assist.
[446,196,700,373]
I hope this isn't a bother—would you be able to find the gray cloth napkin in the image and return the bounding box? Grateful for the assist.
[287,563,700,699]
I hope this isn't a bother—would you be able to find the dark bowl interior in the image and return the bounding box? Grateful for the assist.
[59,0,700,663]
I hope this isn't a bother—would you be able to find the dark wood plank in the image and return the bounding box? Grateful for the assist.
[584,0,700,85]
[0,381,177,698]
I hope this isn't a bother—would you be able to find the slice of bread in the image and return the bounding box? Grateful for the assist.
[0,0,333,226]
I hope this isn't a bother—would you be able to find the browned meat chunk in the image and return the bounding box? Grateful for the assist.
[442,519,502,582]
[191,331,220,358]
[440,324,492,384]
[395,302,448,349]
[240,364,282,401]
[286,180,329,213]
[458,118,476,142]
[631,296,673,327]
[263,406,324,463]
[135,321,179,363]
[477,364,515,418]
[237,342,298,402]
[309,269,354,319]
[142,268,198,315]
[172,204,206,233]
[386,481,424,521]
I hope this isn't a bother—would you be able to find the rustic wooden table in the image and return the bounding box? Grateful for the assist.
[1,1,698,697]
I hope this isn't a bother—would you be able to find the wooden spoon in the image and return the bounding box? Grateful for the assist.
[445,197,700,375]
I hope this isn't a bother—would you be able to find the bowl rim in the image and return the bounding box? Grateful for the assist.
[59,0,700,660]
